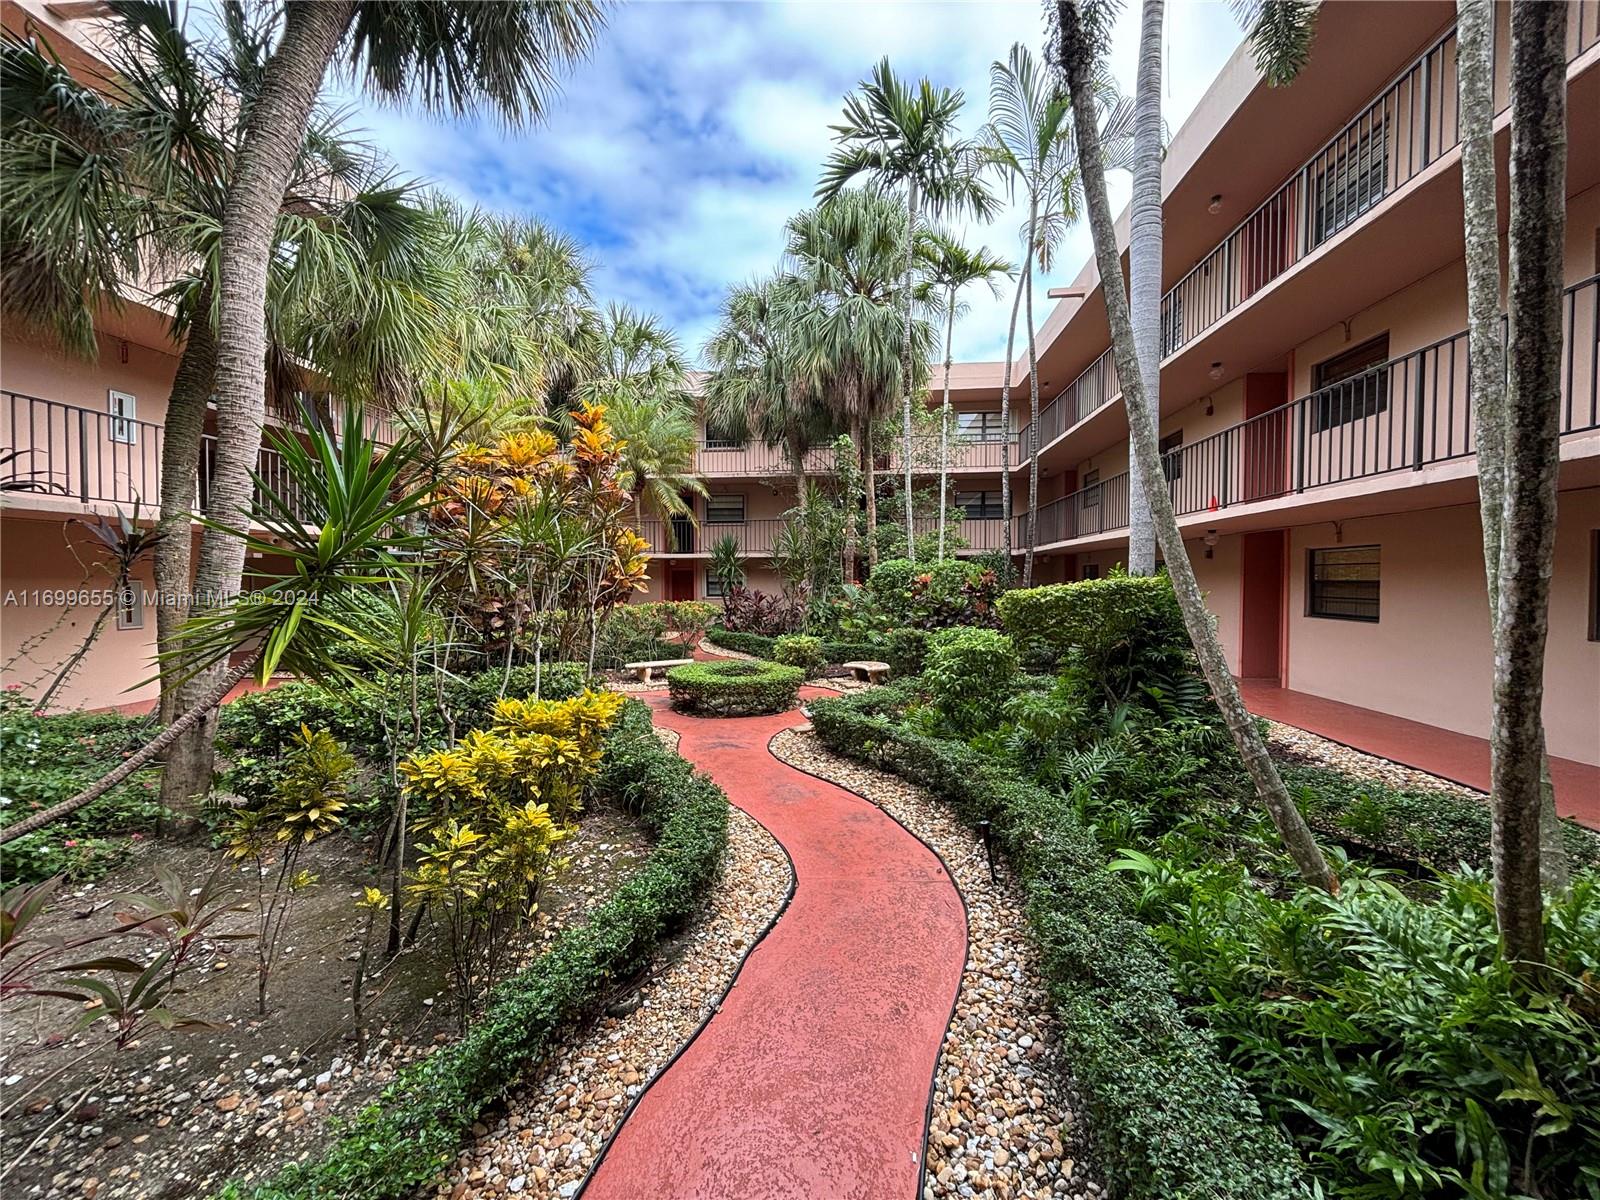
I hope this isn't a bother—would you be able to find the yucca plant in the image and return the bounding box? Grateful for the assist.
[0,406,427,846]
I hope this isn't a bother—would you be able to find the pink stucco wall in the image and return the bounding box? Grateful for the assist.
[0,513,162,709]
[1283,490,1600,765]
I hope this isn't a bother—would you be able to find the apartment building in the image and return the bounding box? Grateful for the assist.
[927,0,1599,770]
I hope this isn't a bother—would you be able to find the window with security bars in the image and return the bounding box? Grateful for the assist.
[704,494,745,524]
[955,490,1004,520]
[1312,334,1390,433]
[956,411,1006,441]
[1307,545,1380,621]
[1312,118,1388,246]
[1159,430,1183,482]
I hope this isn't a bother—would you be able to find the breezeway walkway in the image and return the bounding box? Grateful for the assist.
[1240,680,1600,831]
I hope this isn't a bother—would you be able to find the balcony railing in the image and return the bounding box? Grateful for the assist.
[695,434,1013,479]
[1,391,313,521]
[1018,272,1600,547]
[638,515,1007,557]
[1016,2,1599,463]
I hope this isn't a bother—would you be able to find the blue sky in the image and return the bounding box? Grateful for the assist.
[335,1,1245,366]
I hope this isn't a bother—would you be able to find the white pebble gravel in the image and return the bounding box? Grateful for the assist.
[433,803,790,1199]
[769,728,1102,1200]
[1265,720,1486,799]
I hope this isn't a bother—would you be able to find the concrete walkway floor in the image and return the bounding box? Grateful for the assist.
[1241,680,1600,830]
[578,691,967,1200]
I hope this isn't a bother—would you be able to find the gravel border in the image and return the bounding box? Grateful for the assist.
[1264,720,1486,800]
[432,805,790,1199]
[769,728,1102,1200]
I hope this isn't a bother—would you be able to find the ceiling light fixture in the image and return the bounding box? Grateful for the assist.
[1207,194,1223,214]
[1208,362,1224,380]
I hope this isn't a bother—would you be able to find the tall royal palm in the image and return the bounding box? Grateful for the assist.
[920,232,1012,560]
[703,277,835,512]
[783,190,934,577]
[985,42,1132,584]
[817,58,994,560]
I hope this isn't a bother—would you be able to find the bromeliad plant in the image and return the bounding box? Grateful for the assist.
[397,689,623,1023]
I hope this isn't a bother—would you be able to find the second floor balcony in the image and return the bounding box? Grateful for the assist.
[694,433,1012,480]
[1018,273,1600,549]
[639,514,1008,558]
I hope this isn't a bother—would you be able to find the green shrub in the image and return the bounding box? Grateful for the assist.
[222,699,728,1200]
[856,556,999,631]
[809,686,1308,1199]
[883,627,928,676]
[1280,760,1600,873]
[772,634,823,673]
[997,572,1190,690]
[923,627,1019,734]
[0,694,164,883]
[704,628,776,658]
[591,601,716,667]
[666,660,803,716]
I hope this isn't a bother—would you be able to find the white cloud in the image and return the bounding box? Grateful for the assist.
[336,0,1244,365]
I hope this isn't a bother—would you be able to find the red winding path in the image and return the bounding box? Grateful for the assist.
[579,692,967,1200]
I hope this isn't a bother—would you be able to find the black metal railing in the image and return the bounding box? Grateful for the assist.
[1016,3,1599,464]
[1,391,315,521]
[1021,272,1599,546]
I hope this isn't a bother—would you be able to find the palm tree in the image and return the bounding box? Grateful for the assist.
[817,58,995,560]
[190,0,603,813]
[782,190,935,578]
[1126,0,1164,578]
[1052,0,1337,893]
[0,406,426,845]
[1229,0,1320,87]
[607,392,707,546]
[920,232,1012,560]
[985,42,1134,585]
[702,277,835,511]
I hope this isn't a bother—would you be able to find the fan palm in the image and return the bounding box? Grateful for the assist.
[782,190,936,578]
[985,41,1133,583]
[607,392,707,546]
[0,405,426,845]
[702,276,836,512]
[818,58,995,558]
[919,232,1013,560]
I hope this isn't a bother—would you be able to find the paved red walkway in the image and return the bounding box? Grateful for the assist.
[580,691,967,1199]
[1241,680,1600,830]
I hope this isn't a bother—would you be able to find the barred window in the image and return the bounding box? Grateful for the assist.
[1307,545,1379,622]
[1312,335,1390,433]
[704,494,745,524]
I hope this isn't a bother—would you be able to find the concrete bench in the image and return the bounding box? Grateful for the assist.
[842,660,892,684]
[625,658,693,682]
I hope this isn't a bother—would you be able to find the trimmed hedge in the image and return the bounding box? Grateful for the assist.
[997,574,1188,674]
[705,627,923,675]
[667,659,803,716]
[809,685,1310,1200]
[1279,759,1600,873]
[222,699,729,1200]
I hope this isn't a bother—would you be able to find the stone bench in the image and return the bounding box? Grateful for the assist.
[625,658,694,683]
[842,660,892,684]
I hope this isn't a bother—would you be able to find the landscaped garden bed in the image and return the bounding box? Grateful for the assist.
[807,574,1600,1200]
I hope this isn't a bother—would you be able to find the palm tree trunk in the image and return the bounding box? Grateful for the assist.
[1457,0,1569,896]
[1491,0,1567,972]
[1126,0,1164,577]
[901,179,920,562]
[863,408,879,571]
[0,655,260,845]
[999,251,1028,571]
[844,413,862,583]
[938,286,957,562]
[161,0,352,821]
[155,288,218,724]
[1023,201,1041,586]
[1057,0,1337,893]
